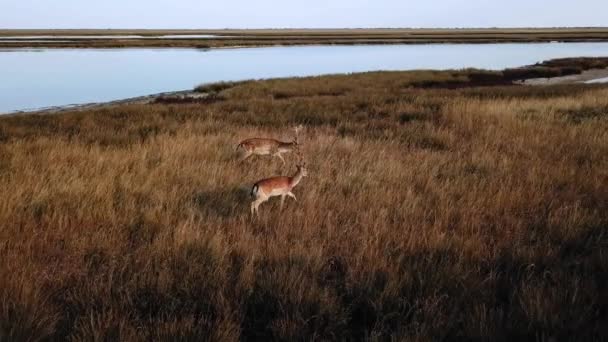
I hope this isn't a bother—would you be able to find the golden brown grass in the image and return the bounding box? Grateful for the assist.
[0,70,607,340]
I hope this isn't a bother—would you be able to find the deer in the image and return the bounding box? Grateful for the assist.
[236,125,303,165]
[250,149,308,217]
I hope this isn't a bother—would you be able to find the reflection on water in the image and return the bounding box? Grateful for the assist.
[1,42,608,113]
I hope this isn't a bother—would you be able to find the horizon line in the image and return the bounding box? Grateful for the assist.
[2,26,608,30]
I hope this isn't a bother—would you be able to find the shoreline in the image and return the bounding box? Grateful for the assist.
[3,39,608,50]
[518,67,608,85]
[2,89,204,116]
[5,66,608,117]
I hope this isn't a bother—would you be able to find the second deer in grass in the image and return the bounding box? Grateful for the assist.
[237,125,302,165]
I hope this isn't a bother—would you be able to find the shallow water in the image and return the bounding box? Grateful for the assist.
[0,40,72,43]
[154,35,222,39]
[2,42,608,113]
[0,35,221,40]
[585,77,608,83]
[0,35,145,39]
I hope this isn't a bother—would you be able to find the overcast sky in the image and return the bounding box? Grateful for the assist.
[1,0,606,29]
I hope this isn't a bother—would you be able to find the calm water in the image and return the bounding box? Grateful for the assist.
[0,35,220,39]
[0,35,144,39]
[587,77,608,83]
[2,42,608,113]
[0,40,73,43]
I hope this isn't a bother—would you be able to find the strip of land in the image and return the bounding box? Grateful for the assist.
[2,28,608,48]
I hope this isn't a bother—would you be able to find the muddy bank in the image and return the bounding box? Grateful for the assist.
[6,90,212,116]
[519,68,608,85]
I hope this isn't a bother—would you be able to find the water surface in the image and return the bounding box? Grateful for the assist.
[586,77,608,83]
[155,35,222,39]
[0,35,221,40]
[2,42,608,113]
[0,35,145,39]
[0,40,72,43]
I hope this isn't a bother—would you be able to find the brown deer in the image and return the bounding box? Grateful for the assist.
[237,125,302,165]
[250,162,308,217]
[249,144,308,217]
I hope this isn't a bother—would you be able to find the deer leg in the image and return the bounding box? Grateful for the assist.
[251,197,267,217]
[251,198,260,216]
[287,192,297,202]
[280,194,286,210]
[250,201,256,216]
[240,151,253,162]
[274,152,286,165]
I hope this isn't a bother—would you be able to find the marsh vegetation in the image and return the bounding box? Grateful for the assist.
[0,66,607,340]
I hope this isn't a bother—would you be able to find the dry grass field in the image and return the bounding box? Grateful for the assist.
[1,28,608,48]
[0,68,607,340]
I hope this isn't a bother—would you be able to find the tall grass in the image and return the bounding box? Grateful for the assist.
[0,70,607,340]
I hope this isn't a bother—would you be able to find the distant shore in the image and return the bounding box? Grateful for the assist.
[2,28,608,49]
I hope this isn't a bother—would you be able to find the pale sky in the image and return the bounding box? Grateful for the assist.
[1,0,606,29]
